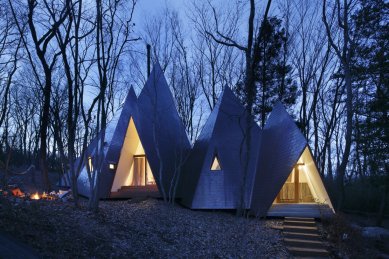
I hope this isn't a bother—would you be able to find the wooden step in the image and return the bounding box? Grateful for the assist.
[283,231,321,240]
[284,238,326,249]
[285,217,315,222]
[284,220,316,227]
[110,185,160,198]
[120,185,158,191]
[283,225,318,234]
[286,246,329,257]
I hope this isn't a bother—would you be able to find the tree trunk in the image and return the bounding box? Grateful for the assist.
[377,170,389,226]
[335,66,353,211]
[39,71,52,191]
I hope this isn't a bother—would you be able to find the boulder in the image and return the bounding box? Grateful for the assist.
[362,227,389,239]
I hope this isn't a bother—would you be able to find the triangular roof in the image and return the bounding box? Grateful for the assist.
[135,63,191,196]
[77,87,138,198]
[65,66,333,214]
[74,63,191,199]
[181,86,261,209]
[250,102,332,216]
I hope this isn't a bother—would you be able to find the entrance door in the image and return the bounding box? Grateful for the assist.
[132,155,145,186]
[132,155,155,186]
[277,165,313,203]
[277,167,298,203]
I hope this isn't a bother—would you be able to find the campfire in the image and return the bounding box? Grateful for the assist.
[30,192,40,200]
[11,187,25,197]
[1,185,71,201]
[29,191,61,201]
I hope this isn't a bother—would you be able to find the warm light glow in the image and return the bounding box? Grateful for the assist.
[211,156,221,171]
[88,157,93,172]
[11,188,24,197]
[111,117,157,191]
[273,147,334,211]
[30,192,40,200]
[109,163,115,170]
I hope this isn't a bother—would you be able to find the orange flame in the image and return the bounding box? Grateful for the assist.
[30,192,40,200]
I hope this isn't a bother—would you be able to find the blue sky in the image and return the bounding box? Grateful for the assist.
[134,0,185,28]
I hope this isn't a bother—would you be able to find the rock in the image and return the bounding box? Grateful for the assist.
[362,227,389,239]
[58,190,71,199]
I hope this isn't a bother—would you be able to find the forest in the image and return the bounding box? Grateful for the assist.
[0,0,388,225]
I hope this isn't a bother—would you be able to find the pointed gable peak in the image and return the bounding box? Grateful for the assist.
[152,61,163,73]
[265,101,292,129]
[219,85,236,104]
[273,100,285,108]
[264,101,307,148]
[128,85,136,97]
[214,86,242,112]
[125,85,137,102]
[118,85,137,112]
[146,61,164,83]
[196,86,251,142]
[140,61,169,99]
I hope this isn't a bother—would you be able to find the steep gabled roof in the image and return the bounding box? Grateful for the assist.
[181,86,261,208]
[75,63,191,199]
[136,63,191,196]
[77,87,138,198]
[250,102,307,216]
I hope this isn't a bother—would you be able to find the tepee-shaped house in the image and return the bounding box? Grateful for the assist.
[77,86,139,198]
[181,86,261,209]
[250,102,334,217]
[76,63,191,199]
[134,63,191,199]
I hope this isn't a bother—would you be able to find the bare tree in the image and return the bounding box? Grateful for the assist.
[323,0,356,210]
[201,0,273,216]
[285,1,333,139]
[87,0,138,211]
[190,1,243,110]
[48,0,98,207]
[0,3,21,170]
[142,8,175,72]
[9,0,70,191]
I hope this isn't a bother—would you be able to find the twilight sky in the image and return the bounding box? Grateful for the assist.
[134,0,186,28]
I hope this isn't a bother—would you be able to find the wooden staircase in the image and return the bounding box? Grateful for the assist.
[283,217,330,258]
[267,203,334,218]
[110,185,160,199]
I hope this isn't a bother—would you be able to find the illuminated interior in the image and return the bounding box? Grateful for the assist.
[210,155,221,171]
[276,164,314,203]
[274,147,334,209]
[111,117,155,192]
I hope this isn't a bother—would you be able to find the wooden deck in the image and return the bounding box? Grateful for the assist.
[110,185,161,199]
[267,203,334,218]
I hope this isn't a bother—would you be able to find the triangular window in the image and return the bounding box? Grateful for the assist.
[210,155,222,171]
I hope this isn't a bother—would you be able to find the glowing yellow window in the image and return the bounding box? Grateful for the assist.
[210,155,221,171]
[88,157,93,172]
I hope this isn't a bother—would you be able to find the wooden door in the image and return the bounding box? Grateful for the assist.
[132,155,146,186]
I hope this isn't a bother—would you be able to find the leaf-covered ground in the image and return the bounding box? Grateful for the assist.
[0,197,290,258]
